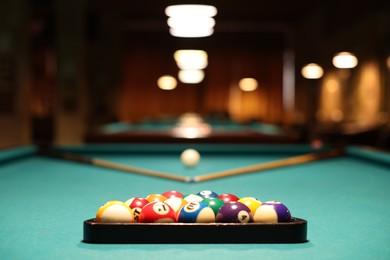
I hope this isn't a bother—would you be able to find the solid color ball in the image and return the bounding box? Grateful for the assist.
[217,193,240,203]
[216,201,253,223]
[237,197,262,214]
[125,197,149,209]
[145,193,168,203]
[162,190,184,198]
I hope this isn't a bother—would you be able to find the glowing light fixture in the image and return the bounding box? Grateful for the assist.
[332,52,358,69]
[178,69,205,84]
[167,17,215,38]
[165,4,217,38]
[174,50,208,70]
[301,63,324,79]
[165,5,217,17]
[157,75,177,90]
[238,78,258,91]
[169,27,214,38]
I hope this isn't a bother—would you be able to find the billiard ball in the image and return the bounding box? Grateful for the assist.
[216,201,253,223]
[217,193,240,203]
[197,190,219,199]
[182,193,203,203]
[202,197,225,215]
[125,197,149,222]
[138,201,177,223]
[181,148,201,167]
[177,201,215,223]
[237,197,262,214]
[145,193,168,203]
[311,139,324,149]
[253,200,291,223]
[125,197,149,209]
[162,190,184,198]
[164,196,187,214]
[96,200,134,223]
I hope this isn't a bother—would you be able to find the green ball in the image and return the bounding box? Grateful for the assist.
[202,197,225,215]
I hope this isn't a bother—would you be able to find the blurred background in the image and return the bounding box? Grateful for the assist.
[1,0,390,149]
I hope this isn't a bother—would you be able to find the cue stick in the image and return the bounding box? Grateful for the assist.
[38,148,192,183]
[192,147,345,183]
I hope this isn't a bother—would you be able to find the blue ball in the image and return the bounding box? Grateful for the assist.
[197,190,219,199]
[178,201,215,223]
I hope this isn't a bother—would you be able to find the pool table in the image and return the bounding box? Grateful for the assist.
[1,143,389,259]
[85,119,300,144]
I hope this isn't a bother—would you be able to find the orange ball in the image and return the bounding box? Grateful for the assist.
[145,193,168,203]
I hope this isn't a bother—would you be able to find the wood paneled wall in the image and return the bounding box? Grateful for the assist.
[117,41,284,124]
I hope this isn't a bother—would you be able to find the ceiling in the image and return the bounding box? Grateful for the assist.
[119,0,389,34]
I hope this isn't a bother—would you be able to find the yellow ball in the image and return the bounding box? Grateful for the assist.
[181,148,201,167]
[96,200,134,223]
[238,197,262,214]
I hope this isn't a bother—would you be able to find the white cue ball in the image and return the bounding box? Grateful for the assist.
[181,149,201,167]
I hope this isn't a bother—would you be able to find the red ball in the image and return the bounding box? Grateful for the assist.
[125,197,150,222]
[217,193,240,203]
[138,201,177,223]
[162,190,184,199]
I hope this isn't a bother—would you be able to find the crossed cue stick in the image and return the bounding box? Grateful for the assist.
[39,147,345,183]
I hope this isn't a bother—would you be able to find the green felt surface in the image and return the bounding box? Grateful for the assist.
[97,120,285,136]
[0,144,390,259]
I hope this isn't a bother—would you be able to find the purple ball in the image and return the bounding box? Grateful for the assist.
[216,202,253,223]
[253,201,291,223]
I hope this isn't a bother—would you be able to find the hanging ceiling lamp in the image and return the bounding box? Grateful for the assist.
[301,63,324,79]
[165,4,217,38]
[332,52,358,69]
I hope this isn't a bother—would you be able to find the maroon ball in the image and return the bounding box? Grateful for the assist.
[126,197,149,209]
[216,201,253,223]
[217,193,239,203]
[125,197,150,222]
